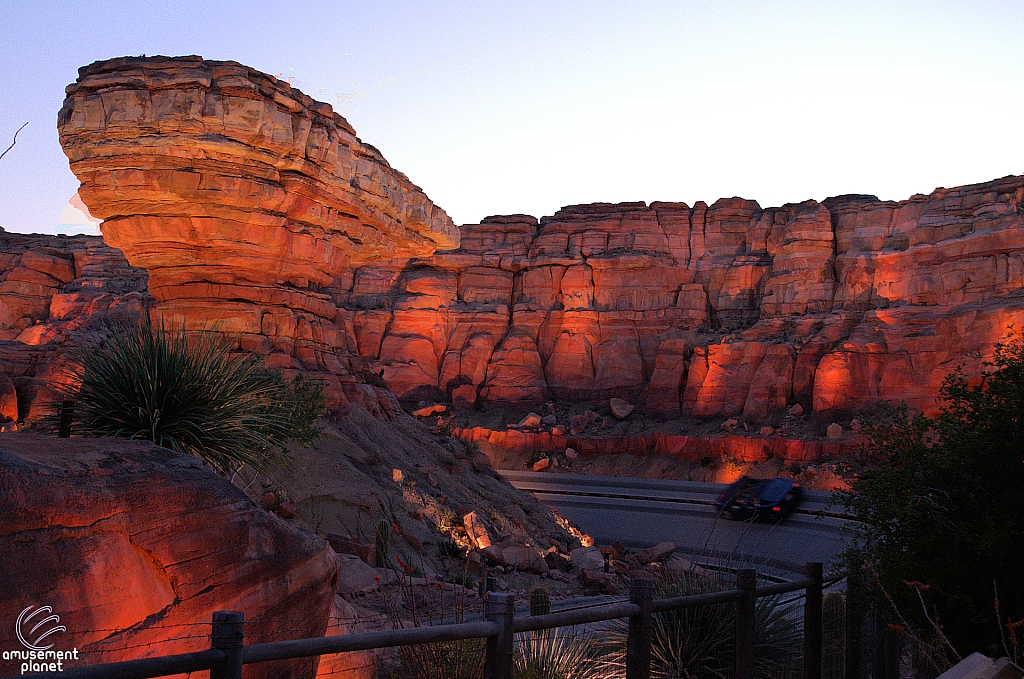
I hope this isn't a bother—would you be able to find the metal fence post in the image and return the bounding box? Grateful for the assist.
[804,562,823,679]
[210,610,244,679]
[484,592,515,679]
[845,569,862,679]
[736,568,757,679]
[626,578,654,679]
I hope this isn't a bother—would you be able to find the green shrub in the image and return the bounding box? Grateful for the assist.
[55,317,324,476]
[837,337,1024,661]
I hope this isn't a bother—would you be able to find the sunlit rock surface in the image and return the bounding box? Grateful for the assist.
[58,55,457,403]
[347,176,1024,417]
[45,56,1024,418]
[0,232,150,419]
[0,432,340,679]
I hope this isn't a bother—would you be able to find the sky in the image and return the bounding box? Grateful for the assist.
[1,0,1022,235]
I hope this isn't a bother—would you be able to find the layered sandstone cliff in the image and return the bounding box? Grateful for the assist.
[58,56,457,401]
[344,176,1024,418]
[48,55,1024,421]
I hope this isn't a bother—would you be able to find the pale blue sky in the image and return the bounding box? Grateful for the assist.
[1,1,1022,234]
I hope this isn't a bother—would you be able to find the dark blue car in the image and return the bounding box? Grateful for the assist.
[715,476,804,521]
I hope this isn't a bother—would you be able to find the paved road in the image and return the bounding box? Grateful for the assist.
[502,471,858,580]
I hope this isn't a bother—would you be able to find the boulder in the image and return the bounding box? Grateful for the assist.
[635,541,676,564]
[0,432,338,679]
[826,423,843,440]
[570,547,606,572]
[518,412,543,429]
[532,457,551,472]
[336,554,380,596]
[543,551,571,572]
[565,448,578,461]
[462,511,493,550]
[314,596,376,678]
[609,398,635,419]
[481,542,549,574]
[788,403,804,417]
[580,569,619,595]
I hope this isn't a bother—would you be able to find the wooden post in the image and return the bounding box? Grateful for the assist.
[845,570,862,679]
[58,398,75,438]
[735,569,757,679]
[210,610,244,679]
[626,578,654,679]
[484,592,514,679]
[804,562,823,679]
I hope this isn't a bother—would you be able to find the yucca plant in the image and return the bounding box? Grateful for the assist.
[514,626,609,679]
[53,317,325,476]
[595,570,803,679]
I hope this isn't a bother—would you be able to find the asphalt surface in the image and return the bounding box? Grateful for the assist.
[502,470,858,580]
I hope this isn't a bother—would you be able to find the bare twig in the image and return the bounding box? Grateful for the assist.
[876,578,954,674]
[910,583,961,661]
[995,580,1012,661]
[0,122,28,162]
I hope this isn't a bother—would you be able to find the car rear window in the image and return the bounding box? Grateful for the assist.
[757,479,792,503]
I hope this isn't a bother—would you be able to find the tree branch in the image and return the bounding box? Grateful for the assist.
[0,122,28,162]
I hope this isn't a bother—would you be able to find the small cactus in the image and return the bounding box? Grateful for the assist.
[375,519,391,568]
[530,587,551,616]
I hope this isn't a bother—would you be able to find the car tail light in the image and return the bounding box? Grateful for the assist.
[772,506,781,512]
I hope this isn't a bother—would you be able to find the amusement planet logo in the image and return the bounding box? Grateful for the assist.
[3,605,78,674]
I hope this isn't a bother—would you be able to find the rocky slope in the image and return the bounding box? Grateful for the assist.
[343,176,1024,419]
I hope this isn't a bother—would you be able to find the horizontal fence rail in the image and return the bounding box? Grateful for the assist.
[4,562,843,679]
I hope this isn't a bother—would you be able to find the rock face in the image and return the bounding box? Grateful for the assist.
[58,55,457,403]
[39,55,1024,419]
[342,177,1024,418]
[0,232,150,419]
[0,432,339,679]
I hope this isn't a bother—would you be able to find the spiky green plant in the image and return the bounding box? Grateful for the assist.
[54,317,324,476]
[514,626,608,679]
[595,570,803,679]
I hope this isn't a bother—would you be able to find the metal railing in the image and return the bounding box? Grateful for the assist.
[5,562,836,679]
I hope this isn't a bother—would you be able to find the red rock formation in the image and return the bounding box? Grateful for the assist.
[58,56,457,403]
[0,432,339,679]
[345,176,1024,418]
[0,232,150,419]
[46,56,1024,420]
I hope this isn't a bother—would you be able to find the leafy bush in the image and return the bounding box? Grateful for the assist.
[837,338,1024,662]
[55,318,325,476]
